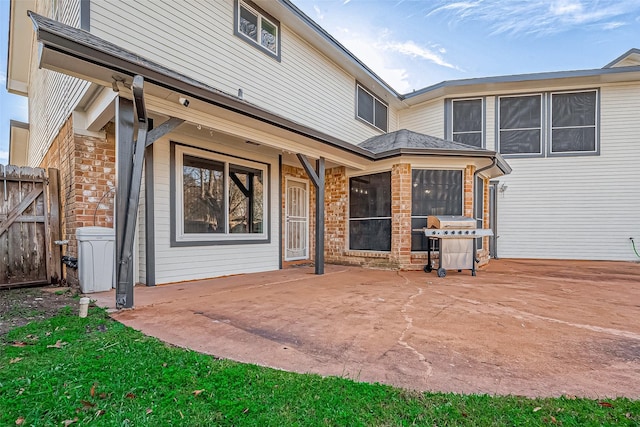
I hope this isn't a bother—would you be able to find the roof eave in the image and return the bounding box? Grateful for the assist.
[29,12,375,161]
[402,65,640,104]
[7,0,36,95]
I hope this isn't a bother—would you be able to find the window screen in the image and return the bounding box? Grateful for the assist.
[411,170,463,251]
[499,95,542,155]
[551,91,597,153]
[452,99,483,147]
[349,172,391,251]
[357,85,388,132]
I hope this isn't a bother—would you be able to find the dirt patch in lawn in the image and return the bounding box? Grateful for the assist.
[0,286,79,335]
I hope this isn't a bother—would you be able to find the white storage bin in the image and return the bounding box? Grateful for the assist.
[76,226,115,293]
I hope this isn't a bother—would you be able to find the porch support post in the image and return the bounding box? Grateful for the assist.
[115,76,148,308]
[115,79,184,305]
[296,154,325,275]
[115,96,135,308]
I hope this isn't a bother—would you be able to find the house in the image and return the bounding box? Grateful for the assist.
[6,1,639,305]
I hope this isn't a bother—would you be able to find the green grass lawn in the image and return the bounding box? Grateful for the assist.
[0,308,638,426]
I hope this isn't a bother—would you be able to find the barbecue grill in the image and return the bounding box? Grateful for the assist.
[420,215,493,277]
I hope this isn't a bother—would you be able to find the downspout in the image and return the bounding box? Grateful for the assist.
[472,157,497,222]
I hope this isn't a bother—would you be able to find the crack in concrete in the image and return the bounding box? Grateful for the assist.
[451,296,640,341]
[397,274,433,380]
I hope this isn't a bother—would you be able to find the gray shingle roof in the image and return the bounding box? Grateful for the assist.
[359,129,486,154]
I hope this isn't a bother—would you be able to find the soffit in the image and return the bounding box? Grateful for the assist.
[7,0,36,95]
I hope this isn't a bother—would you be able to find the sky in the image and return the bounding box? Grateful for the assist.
[1,0,640,164]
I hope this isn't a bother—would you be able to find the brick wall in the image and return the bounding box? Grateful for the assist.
[319,163,492,271]
[39,116,116,285]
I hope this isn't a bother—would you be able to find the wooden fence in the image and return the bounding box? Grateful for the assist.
[0,165,61,289]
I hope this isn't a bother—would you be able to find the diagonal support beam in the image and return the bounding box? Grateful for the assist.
[145,117,184,148]
[297,154,325,275]
[115,75,148,309]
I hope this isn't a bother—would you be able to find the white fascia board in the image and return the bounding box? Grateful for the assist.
[7,0,36,96]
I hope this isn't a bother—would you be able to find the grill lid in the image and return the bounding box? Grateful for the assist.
[427,215,476,229]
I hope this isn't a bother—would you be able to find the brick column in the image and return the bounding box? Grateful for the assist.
[464,165,476,218]
[324,166,347,263]
[391,163,412,268]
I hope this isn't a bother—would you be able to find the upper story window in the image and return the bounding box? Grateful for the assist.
[497,90,599,157]
[452,98,483,148]
[356,84,388,132]
[235,0,280,60]
[498,94,543,156]
[550,90,598,155]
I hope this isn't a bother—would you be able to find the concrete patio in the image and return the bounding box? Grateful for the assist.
[92,259,640,398]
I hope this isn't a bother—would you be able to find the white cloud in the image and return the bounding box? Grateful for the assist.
[602,21,626,30]
[313,5,324,20]
[382,40,458,69]
[0,71,6,85]
[333,27,458,92]
[0,151,8,165]
[426,0,640,36]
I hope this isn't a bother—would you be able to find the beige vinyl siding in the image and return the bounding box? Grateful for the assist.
[484,96,496,150]
[398,100,444,138]
[28,0,90,167]
[496,83,640,261]
[150,136,280,284]
[90,0,386,145]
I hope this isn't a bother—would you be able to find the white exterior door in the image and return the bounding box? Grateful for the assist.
[285,178,309,261]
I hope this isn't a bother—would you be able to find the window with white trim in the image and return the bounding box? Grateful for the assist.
[498,94,543,156]
[235,0,279,58]
[550,90,597,154]
[356,84,388,132]
[452,98,483,148]
[349,172,391,251]
[174,144,268,244]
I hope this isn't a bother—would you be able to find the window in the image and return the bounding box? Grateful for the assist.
[452,98,483,147]
[235,0,280,58]
[411,170,463,251]
[349,172,391,251]
[356,84,388,132]
[475,177,484,250]
[550,91,597,154]
[174,144,268,245]
[498,94,543,156]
